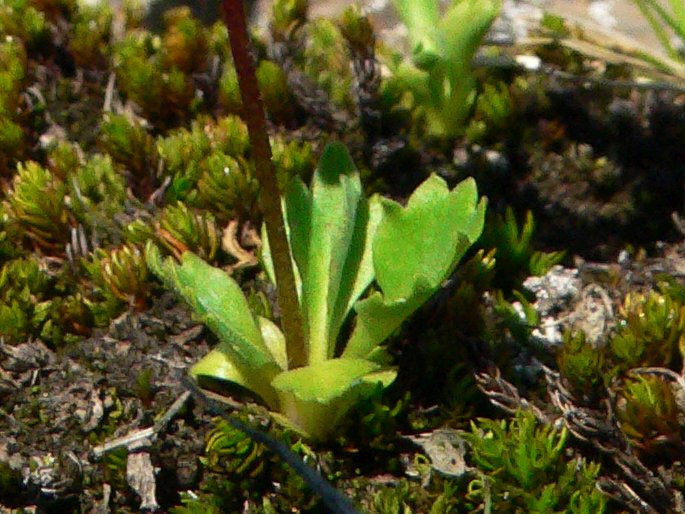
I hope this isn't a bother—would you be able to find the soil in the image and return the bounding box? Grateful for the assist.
[1,294,214,512]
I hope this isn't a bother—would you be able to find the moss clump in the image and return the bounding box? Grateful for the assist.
[5,161,71,253]
[156,202,220,261]
[83,243,149,317]
[615,374,681,456]
[462,410,607,513]
[0,256,90,345]
[0,0,49,51]
[68,1,112,68]
[99,113,158,198]
[556,330,605,403]
[611,290,685,372]
[196,152,259,223]
[112,27,197,124]
[0,38,27,173]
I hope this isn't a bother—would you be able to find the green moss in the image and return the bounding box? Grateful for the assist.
[83,243,150,316]
[463,410,607,513]
[0,0,49,50]
[210,115,250,157]
[157,202,220,261]
[68,1,112,68]
[202,417,268,479]
[557,330,606,402]
[0,255,97,345]
[0,38,27,171]
[271,0,307,40]
[68,153,128,224]
[611,290,685,371]
[5,161,70,253]
[113,28,196,123]
[171,491,225,514]
[465,81,515,145]
[303,18,354,110]
[196,152,259,223]
[161,7,209,74]
[480,207,565,292]
[99,113,157,187]
[270,136,314,189]
[256,60,295,125]
[615,374,681,456]
[156,121,212,202]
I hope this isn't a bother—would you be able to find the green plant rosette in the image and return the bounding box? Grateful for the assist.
[148,142,485,440]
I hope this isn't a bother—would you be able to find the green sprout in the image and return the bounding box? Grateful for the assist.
[148,143,485,440]
[387,0,502,137]
[5,161,71,253]
[480,207,565,292]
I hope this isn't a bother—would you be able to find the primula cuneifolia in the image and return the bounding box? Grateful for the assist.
[148,142,485,440]
[389,0,502,137]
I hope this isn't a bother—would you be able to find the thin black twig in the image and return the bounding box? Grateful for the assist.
[180,375,361,514]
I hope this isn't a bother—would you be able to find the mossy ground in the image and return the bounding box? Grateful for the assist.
[3,1,685,513]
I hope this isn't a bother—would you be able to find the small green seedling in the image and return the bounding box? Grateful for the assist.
[388,0,502,137]
[148,143,485,440]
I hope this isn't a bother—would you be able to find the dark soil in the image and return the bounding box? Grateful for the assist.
[1,293,213,512]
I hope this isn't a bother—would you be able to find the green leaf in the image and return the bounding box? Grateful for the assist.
[438,0,501,71]
[272,357,380,402]
[266,142,380,366]
[343,287,430,360]
[189,318,284,409]
[191,347,254,388]
[298,142,366,364]
[147,243,281,405]
[373,175,485,301]
[437,0,501,131]
[257,315,288,370]
[271,357,396,440]
[391,0,441,64]
[344,176,485,359]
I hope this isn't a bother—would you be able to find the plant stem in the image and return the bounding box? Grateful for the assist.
[221,0,306,368]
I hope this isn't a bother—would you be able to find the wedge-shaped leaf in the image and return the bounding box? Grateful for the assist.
[344,177,485,359]
[272,357,396,440]
[373,176,485,302]
[191,346,256,390]
[146,243,281,404]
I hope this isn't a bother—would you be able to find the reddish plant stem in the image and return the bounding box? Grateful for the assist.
[221,0,306,368]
